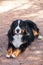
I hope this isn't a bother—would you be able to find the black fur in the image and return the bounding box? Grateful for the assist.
[7,19,39,52]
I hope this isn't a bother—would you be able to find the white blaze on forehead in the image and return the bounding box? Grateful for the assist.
[15,20,21,30]
[18,20,20,25]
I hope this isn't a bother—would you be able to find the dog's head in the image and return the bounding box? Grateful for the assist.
[10,19,30,36]
[8,19,35,43]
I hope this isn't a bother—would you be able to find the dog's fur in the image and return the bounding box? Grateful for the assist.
[6,19,40,58]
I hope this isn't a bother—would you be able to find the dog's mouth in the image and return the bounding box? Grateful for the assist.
[15,33,22,35]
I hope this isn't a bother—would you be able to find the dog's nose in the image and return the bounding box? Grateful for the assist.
[16,29,19,33]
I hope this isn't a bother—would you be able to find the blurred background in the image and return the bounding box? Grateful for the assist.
[0,0,43,65]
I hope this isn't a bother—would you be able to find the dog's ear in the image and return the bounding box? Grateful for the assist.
[8,29,13,42]
[7,20,17,42]
[10,21,15,30]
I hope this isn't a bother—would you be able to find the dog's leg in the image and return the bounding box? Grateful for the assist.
[38,35,43,40]
[6,42,16,58]
[32,29,43,40]
[12,49,21,58]
[19,43,29,53]
[6,48,13,58]
[32,29,39,37]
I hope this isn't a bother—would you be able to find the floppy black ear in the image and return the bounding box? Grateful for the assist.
[7,20,17,42]
[8,29,13,42]
[10,21,15,30]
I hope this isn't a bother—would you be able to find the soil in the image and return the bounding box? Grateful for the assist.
[0,0,43,65]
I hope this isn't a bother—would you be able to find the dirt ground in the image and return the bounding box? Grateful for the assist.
[0,0,43,65]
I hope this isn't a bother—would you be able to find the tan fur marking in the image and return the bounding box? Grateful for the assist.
[7,48,12,55]
[21,29,25,33]
[32,29,39,36]
[12,49,21,57]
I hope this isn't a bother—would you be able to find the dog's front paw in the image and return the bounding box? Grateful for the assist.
[6,48,12,58]
[11,49,21,58]
[6,54,11,58]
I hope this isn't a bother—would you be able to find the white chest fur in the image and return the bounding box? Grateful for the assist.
[12,35,23,48]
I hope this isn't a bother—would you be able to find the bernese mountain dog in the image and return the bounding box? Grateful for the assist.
[6,19,42,58]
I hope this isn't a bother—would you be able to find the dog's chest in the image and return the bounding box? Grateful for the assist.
[12,35,23,48]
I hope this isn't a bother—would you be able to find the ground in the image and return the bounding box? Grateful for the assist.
[0,0,43,65]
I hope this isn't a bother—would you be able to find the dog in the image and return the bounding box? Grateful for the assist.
[6,19,42,58]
